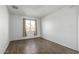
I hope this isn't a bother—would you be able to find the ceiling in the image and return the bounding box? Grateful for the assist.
[7,5,65,18]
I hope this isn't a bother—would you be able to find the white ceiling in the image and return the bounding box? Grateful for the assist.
[8,5,65,18]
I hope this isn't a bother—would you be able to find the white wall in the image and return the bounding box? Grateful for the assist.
[78,12,79,51]
[10,14,41,41]
[41,6,78,51]
[0,6,9,53]
[78,6,79,51]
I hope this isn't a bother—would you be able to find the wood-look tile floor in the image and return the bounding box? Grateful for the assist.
[5,38,79,54]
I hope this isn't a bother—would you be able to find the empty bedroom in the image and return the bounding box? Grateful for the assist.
[0,5,79,54]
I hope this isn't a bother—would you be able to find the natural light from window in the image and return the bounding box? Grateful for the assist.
[25,20,36,32]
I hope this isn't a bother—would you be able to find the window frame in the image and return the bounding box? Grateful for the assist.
[23,18,37,37]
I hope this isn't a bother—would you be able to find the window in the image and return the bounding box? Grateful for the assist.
[25,20,36,32]
[23,18,37,37]
[30,20,36,31]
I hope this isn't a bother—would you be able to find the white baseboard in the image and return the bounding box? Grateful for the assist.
[10,36,41,41]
